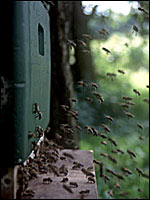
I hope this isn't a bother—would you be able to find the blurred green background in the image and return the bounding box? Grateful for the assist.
[72,1,149,199]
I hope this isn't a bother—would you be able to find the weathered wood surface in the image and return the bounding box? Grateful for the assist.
[22,150,98,199]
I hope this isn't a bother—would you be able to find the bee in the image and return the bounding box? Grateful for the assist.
[93,159,101,166]
[139,136,145,140]
[115,173,125,181]
[124,43,129,47]
[49,164,59,176]
[133,89,141,96]
[67,39,76,49]
[100,153,108,157]
[75,125,82,131]
[85,97,93,103]
[99,28,109,36]
[137,122,144,130]
[114,183,121,189]
[38,111,43,120]
[111,150,118,154]
[36,125,44,138]
[33,103,40,114]
[108,190,114,197]
[82,34,92,40]
[69,182,78,188]
[99,162,104,177]
[61,177,69,183]
[136,168,144,176]
[146,85,149,88]
[60,105,70,112]
[77,39,87,48]
[108,155,117,164]
[127,149,136,159]
[22,189,35,197]
[120,102,130,109]
[102,47,111,54]
[73,161,84,168]
[121,168,132,175]
[77,80,87,88]
[55,133,62,142]
[141,173,149,179]
[124,111,135,119]
[143,98,149,104]
[70,98,77,103]
[101,124,111,133]
[105,115,113,123]
[106,73,117,81]
[28,131,36,139]
[106,169,117,176]
[81,168,95,178]
[118,69,125,74]
[87,166,93,171]
[103,175,110,183]
[79,189,90,194]
[91,82,98,90]
[44,126,51,135]
[82,49,91,54]
[84,125,93,134]
[108,137,117,147]
[63,184,73,194]
[123,96,132,101]
[43,177,52,184]
[88,176,95,184]
[132,25,139,36]
[138,7,149,15]
[63,152,74,159]
[91,127,99,136]
[98,133,108,139]
[117,149,124,154]
[126,101,135,106]
[101,140,107,146]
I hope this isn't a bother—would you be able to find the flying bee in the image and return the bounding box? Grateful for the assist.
[91,127,99,136]
[103,175,110,183]
[28,131,36,139]
[75,125,82,132]
[133,89,141,96]
[101,140,107,146]
[102,47,111,54]
[108,155,117,164]
[108,190,114,197]
[84,125,93,134]
[70,98,77,103]
[37,111,43,120]
[120,102,130,109]
[82,34,92,40]
[69,182,78,188]
[85,96,93,103]
[82,49,91,54]
[124,111,135,119]
[91,82,98,90]
[127,149,136,159]
[101,124,111,133]
[77,80,87,88]
[117,149,124,154]
[106,169,117,176]
[136,168,144,176]
[73,161,84,168]
[98,133,108,139]
[100,153,108,157]
[137,188,143,193]
[67,39,76,50]
[143,98,149,104]
[77,39,87,48]
[118,69,125,74]
[106,73,117,81]
[132,25,139,36]
[138,7,149,15]
[117,192,129,197]
[126,101,135,106]
[121,168,132,175]
[123,96,132,101]
[63,184,73,194]
[105,115,113,123]
[137,122,144,130]
[114,183,121,189]
[93,159,101,166]
[115,173,125,181]
[141,173,149,179]
[111,150,118,154]
[139,136,145,140]
[88,176,95,184]
[108,137,117,147]
[43,177,52,184]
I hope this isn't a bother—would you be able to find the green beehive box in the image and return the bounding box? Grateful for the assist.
[12,1,51,164]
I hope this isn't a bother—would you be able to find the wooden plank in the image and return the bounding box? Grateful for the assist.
[22,150,98,199]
